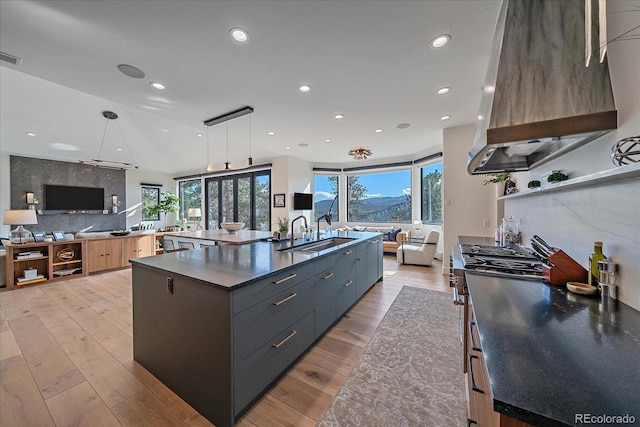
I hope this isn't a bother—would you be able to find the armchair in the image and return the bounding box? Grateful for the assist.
[396,230,439,266]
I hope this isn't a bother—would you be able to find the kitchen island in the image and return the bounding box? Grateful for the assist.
[465,272,640,426]
[130,231,383,427]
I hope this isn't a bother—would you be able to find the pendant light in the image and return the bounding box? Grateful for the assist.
[81,111,138,169]
[224,120,230,170]
[248,115,253,166]
[206,125,214,172]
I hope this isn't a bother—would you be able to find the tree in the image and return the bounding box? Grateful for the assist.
[422,170,442,224]
[148,192,180,229]
[347,175,368,221]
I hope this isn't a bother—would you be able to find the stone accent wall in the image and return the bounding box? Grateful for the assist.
[10,156,126,233]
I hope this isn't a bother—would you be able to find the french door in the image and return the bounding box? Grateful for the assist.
[205,171,270,231]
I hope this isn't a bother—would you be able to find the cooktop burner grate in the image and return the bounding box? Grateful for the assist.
[459,244,537,259]
[458,244,544,279]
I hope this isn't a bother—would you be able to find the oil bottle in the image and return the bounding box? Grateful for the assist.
[588,242,606,286]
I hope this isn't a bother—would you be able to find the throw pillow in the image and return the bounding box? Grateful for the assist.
[389,228,401,242]
[382,231,391,241]
[353,226,366,231]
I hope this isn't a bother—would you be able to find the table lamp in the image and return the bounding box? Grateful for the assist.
[3,209,38,244]
[188,208,203,230]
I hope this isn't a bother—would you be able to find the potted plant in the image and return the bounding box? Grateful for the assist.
[483,172,514,195]
[148,192,180,230]
[274,217,289,239]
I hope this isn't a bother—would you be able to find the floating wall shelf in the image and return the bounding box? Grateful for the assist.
[498,163,640,200]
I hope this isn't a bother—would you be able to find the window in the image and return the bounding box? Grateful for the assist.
[313,174,339,222]
[205,171,271,230]
[141,187,160,221]
[178,179,202,221]
[421,162,442,224]
[347,169,411,223]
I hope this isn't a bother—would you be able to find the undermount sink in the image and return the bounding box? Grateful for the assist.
[279,237,355,253]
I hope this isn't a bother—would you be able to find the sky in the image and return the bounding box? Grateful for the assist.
[314,163,441,201]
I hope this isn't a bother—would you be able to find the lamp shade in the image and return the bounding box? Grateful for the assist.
[3,209,38,225]
[188,208,202,217]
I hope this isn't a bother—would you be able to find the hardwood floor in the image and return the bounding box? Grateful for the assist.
[0,255,449,427]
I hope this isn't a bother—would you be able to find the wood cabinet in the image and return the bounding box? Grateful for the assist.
[466,296,533,427]
[87,234,155,273]
[123,234,155,266]
[5,240,87,290]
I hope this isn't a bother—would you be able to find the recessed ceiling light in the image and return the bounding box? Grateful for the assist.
[299,143,308,147]
[298,85,311,92]
[196,133,203,138]
[396,123,410,129]
[285,146,292,150]
[267,131,275,136]
[117,64,145,79]
[230,28,249,43]
[374,129,383,133]
[116,148,123,152]
[430,34,451,48]
[440,115,451,120]
[161,129,168,133]
[25,132,36,137]
[335,114,344,119]
[437,87,450,95]
[150,82,165,90]
[324,139,332,143]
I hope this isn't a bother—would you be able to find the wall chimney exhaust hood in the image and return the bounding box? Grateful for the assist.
[468,0,617,175]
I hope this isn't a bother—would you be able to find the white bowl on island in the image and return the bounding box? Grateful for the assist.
[220,222,245,233]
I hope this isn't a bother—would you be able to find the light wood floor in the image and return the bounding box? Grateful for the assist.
[0,255,449,427]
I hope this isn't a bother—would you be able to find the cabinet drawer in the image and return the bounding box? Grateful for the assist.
[335,247,356,277]
[234,277,314,363]
[233,262,314,314]
[336,274,356,317]
[314,253,336,274]
[234,311,315,415]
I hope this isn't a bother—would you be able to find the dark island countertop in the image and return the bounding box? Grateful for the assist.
[466,273,640,426]
[130,230,379,290]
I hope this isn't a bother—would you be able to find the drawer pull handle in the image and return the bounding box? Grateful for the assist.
[273,273,297,285]
[273,330,297,349]
[344,280,353,287]
[469,321,482,352]
[323,272,334,280]
[272,293,297,306]
[343,250,353,255]
[468,354,485,394]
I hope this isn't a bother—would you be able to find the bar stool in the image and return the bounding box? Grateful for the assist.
[178,241,195,250]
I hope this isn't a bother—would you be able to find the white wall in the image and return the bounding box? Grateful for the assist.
[442,124,498,273]
[124,168,175,230]
[505,0,640,310]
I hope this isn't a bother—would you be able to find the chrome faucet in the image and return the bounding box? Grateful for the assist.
[290,215,308,245]
[317,213,332,240]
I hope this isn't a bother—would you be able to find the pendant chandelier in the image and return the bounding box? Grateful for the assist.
[81,111,138,170]
[203,106,254,171]
[349,148,373,160]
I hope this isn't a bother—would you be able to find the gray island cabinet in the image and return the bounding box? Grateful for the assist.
[131,232,382,427]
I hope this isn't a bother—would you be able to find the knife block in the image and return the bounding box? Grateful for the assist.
[543,250,588,286]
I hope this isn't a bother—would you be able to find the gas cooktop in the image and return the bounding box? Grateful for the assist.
[458,244,544,280]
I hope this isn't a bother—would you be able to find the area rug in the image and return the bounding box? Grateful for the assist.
[317,286,466,427]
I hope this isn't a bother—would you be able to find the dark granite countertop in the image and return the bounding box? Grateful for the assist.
[130,230,379,290]
[466,273,640,426]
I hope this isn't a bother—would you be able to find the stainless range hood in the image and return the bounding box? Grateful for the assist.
[468,0,617,175]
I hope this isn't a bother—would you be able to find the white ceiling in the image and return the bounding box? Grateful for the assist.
[0,0,501,175]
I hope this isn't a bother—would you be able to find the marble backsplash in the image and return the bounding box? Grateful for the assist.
[504,178,640,311]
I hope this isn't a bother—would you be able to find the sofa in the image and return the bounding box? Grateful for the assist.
[343,226,410,254]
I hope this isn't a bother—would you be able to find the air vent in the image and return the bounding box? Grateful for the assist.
[0,52,21,66]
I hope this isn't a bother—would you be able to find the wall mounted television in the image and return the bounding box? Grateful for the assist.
[45,185,105,211]
[293,192,313,210]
